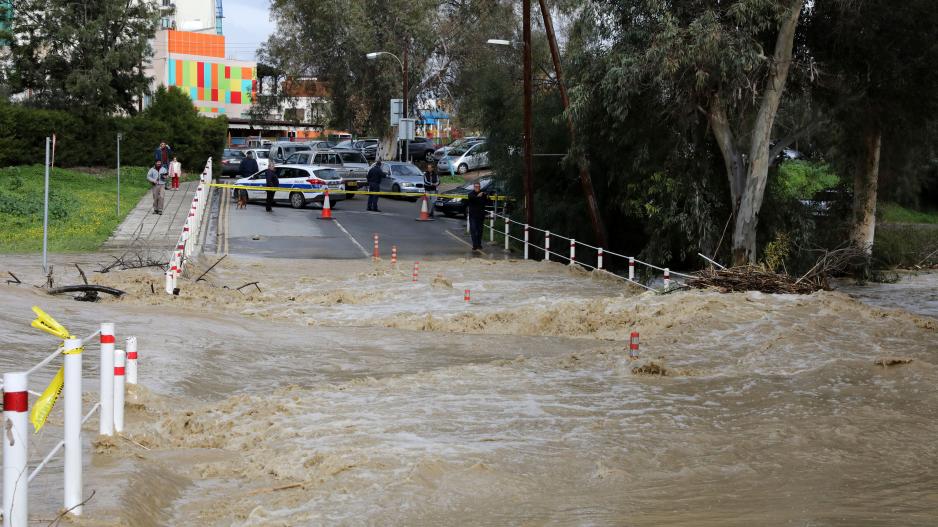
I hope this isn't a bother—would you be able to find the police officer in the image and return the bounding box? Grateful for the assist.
[366,159,384,212]
[466,181,488,251]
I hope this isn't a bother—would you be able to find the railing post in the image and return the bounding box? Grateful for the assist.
[3,371,29,527]
[113,349,126,433]
[628,257,635,280]
[598,248,604,270]
[503,218,509,251]
[523,225,529,260]
[570,239,576,264]
[544,231,551,262]
[664,268,671,289]
[125,336,138,385]
[489,212,494,243]
[99,323,115,436]
[63,338,83,515]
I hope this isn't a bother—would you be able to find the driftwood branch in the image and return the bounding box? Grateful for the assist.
[236,281,262,293]
[195,255,227,282]
[47,285,126,297]
[6,272,20,284]
[74,263,88,285]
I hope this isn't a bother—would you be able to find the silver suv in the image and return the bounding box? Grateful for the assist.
[284,149,370,193]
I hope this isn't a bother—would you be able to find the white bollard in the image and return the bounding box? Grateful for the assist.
[570,239,576,264]
[125,336,138,385]
[544,231,551,262]
[165,270,173,294]
[489,212,494,243]
[3,372,29,527]
[598,248,604,270]
[63,338,83,515]
[523,224,529,260]
[99,323,115,436]
[504,220,509,251]
[466,215,469,234]
[113,349,126,433]
[664,268,671,289]
[629,257,635,280]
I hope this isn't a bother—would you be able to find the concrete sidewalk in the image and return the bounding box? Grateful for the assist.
[102,181,201,252]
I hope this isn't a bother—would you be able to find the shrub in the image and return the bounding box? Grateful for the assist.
[777,160,840,200]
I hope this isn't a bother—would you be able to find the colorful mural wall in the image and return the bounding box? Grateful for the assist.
[167,58,256,115]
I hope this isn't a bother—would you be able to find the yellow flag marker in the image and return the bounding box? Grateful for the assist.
[30,366,64,433]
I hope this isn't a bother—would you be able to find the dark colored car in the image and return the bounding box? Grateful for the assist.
[434,175,510,217]
[221,148,246,176]
[335,139,379,161]
[406,137,437,163]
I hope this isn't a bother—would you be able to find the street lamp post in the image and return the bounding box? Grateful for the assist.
[367,50,408,161]
[487,19,535,228]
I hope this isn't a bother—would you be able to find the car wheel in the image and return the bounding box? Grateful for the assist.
[457,163,468,175]
[425,150,435,162]
[289,192,306,209]
[392,184,401,198]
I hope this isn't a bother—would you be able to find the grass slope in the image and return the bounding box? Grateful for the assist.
[0,165,150,253]
[879,202,938,224]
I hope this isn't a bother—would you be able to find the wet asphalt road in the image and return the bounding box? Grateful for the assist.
[221,189,485,260]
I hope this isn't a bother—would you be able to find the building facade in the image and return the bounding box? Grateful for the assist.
[146,1,256,118]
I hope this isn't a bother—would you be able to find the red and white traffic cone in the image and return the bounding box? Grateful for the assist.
[628,332,640,360]
[413,261,419,282]
[319,189,333,220]
[391,245,398,265]
[464,288,470,303]
[373,233,379,261]
[415,193,434,221]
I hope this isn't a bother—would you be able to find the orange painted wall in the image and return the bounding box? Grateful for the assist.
[168,30,225,58]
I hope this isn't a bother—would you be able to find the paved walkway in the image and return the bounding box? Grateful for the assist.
[102,181,201,252]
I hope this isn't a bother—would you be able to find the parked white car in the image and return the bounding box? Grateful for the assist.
[244,148,271,171]
[236,164,346,209]
[433,136,485,161]
[437,141,490,175]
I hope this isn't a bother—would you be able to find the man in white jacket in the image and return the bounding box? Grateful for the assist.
[147,160,164,214]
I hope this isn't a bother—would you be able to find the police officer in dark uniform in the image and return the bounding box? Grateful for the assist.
[466,181,488,251]
[366,159,384,212]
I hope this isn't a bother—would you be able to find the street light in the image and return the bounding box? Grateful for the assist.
[487,29,534,228]
[366,50,408,161]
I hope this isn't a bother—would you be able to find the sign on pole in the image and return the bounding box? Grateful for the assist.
[398,118,416,141]
[390,99,403,126]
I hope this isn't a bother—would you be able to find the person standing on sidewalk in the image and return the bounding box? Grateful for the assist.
[423,165,440,218]
[466,181,488,251]
[366,159,384,212]
[147,160,164,215]
[170,156,182,190]
[238,151,259,204]
[264,163,279,212]
[154,140,173,167]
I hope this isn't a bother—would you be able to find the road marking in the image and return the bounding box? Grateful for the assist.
[446,230,474,250]
[334,219,370,258]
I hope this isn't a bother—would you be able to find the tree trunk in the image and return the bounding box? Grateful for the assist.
[730,0,804,266]
[708,93,745,205]
[851,126,882,256]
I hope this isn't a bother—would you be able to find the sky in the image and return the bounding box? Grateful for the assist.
[222,0,276,61]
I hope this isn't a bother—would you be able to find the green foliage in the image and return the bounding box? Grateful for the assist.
[6,0,156,115]
[761,232,792,273]
[872,224,938,268]
[0,88,226,172]
[0,165,150,252]
[777,160,839,200]
[878,202,938,225]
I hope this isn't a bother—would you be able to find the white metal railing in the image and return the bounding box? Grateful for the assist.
[165,158,213,294]
[2,309,140,526]
[487,211,693,292]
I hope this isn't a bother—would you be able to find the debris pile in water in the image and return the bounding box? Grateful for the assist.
[687,266,824,294]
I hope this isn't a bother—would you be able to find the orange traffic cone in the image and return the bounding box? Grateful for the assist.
[319,189,333,220]
[415,193,434,221]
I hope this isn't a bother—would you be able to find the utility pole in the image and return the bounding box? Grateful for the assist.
[522,0,534,226]
[42,137,50,273]
[116,133,122,216]
[538,0,607,247]
[403,40,409,162]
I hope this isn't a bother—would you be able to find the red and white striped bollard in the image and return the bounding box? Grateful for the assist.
[3,371,28,526]
[113,349,126,433]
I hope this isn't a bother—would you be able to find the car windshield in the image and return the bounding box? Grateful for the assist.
[335,140,354,148]
[254,151,269,159]
[390,164,423,177]
[448,147,468,156]
[224,150,244,157]
[340,152,367,164]
[460,178,491,191]
[314,168,341,181]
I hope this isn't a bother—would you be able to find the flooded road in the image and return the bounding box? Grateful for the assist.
[1,255,935,525]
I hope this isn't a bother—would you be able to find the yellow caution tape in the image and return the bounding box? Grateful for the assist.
[30,306,72,340]
[30,366,64,433]
[209,183,512,201]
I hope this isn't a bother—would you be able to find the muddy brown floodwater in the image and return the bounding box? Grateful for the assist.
[1,254,936,526]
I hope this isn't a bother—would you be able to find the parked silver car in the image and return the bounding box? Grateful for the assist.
[377,161,426,199]
[433,136,485,161]
[284,149,370,193]
[437,141,489,175]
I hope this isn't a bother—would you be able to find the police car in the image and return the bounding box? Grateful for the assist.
[235,164,346,209]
